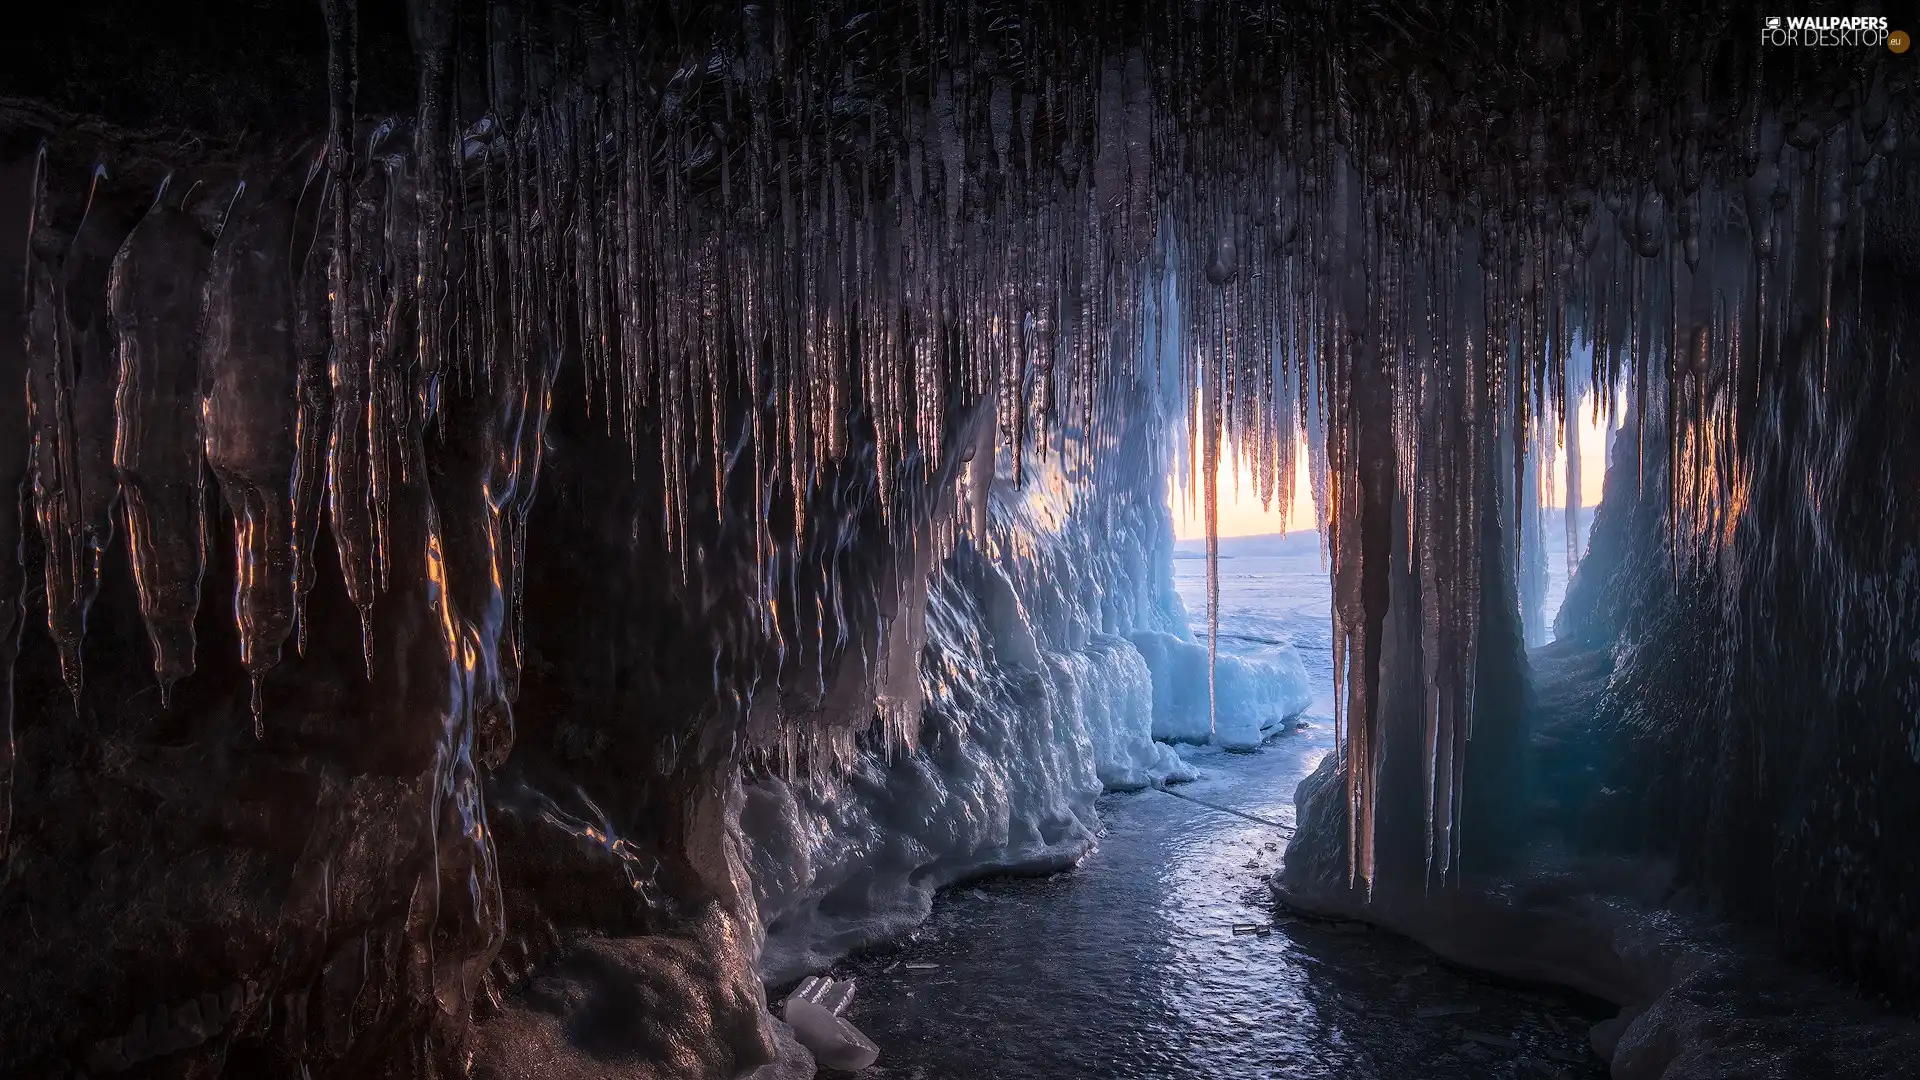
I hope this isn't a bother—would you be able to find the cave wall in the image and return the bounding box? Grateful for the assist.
[1553,152,1920,998]
[0,113,1217,1072]
[0,181,1183,1077]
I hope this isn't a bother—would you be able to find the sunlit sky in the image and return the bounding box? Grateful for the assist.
[1172,393,1616,540]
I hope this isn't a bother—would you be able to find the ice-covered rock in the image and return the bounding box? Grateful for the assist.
[745,428,1205,986]
[745,1018,816,1080]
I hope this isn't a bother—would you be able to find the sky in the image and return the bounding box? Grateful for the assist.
[1172,392,1616,541]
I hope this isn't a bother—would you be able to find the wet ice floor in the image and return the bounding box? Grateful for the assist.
[827,544,1609,1079]
[831,734,1610,1080]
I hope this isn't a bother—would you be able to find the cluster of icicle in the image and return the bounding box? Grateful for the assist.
[1149,24,1902,887]
[8,0,1907,892]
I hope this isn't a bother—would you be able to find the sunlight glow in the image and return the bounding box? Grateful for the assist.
[1172,395,1614,541]
[1170,442,1318,540]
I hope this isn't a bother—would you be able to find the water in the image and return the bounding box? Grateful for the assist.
[834,538,1608,1079]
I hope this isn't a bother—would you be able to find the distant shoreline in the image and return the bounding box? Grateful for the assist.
[1171,531,1323,559]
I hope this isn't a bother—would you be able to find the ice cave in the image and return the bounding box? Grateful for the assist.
[0,1,1916,1077]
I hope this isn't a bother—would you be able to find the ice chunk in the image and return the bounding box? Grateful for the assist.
[1130,630,1313,749]
[781,977,879,1072]
[786,975,857,1016]
[1050,634,1197,791]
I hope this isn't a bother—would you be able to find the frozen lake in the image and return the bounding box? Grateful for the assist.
[833,536,1608,1079]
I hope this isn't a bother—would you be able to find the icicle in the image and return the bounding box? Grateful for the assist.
[111,175,216,697]
[28,155,124,703]
[320,0,374,674]
[203,158,309,713]
[292,144,335,656]
[1564,335,1583,580]
[0,148,38,868]
[1204,357,1219,743]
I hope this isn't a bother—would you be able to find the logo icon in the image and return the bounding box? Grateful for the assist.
[1761,14,1893,47]
[1893,29,1912,52]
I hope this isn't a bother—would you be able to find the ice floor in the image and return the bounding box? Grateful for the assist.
[823,542,1611,1079]
[825,737,1610,1079]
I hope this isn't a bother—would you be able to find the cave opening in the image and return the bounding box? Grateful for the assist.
[0,1,1917,1078]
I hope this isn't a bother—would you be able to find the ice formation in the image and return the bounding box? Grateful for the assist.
[1130,629,1313,750]
[747,440,1213,984]
[745,554,1106,985]
[779,976,878,1072]
[0,0,1913,1075]
[1056,632,1196,786]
